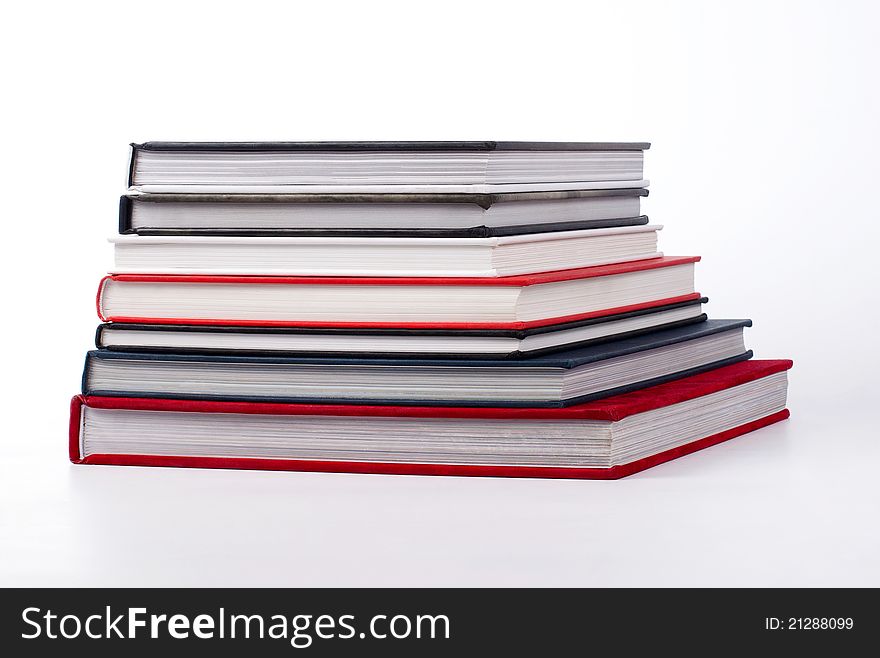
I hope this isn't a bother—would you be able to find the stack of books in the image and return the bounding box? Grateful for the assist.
[70,141,792,479]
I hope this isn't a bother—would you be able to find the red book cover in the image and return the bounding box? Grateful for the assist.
[70,359,792,480]
[96,255,701,329]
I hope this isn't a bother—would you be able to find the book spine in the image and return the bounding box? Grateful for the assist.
[68,395,85,463]
[95,276,111,322]
[94,324,107,349]
[80,353,92,396]
[126,143,139,187]
[118,196,133,234]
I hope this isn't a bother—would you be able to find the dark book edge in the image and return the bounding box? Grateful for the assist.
[132,141,651,153]
[95,314,708,360]
[126,144,137,188]
[82,352,752,408]
[118,196,133,233]
[87,319,748,369]
[125,216,650,238]
[125,187,649,210]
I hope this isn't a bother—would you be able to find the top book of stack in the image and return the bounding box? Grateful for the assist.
[127,141,649,191]
[123,141,651,237]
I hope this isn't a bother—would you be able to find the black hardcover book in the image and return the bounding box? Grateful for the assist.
[83,319,751,408]
[96,297,708,359]
[131,140,651,153]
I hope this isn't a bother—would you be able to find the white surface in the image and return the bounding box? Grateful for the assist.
[1,0,879,587]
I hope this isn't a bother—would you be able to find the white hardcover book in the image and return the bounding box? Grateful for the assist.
[110,225,663,277]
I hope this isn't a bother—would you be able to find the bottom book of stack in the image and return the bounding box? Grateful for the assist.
[70,359,792,479]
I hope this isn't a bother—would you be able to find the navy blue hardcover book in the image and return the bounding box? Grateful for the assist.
[82,320,752,407]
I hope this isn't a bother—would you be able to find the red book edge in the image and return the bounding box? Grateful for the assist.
[69,404,789,480]
[69,359,793,479]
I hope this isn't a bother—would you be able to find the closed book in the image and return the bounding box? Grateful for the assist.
[128,141,650,193]
[82,319,752,407]
[97,255,701,329]
[70,360,792,480]
[109,225,662,277]
[95,296,709,359]
[120,188,649,237]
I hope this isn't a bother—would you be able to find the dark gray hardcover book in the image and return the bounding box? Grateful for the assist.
[132,141,651,152]
[128,141,650,188]
[119,188,649,236]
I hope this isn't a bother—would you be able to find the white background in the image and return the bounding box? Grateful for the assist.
[1,0,878,586]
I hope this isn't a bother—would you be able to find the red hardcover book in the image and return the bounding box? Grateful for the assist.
[70,359,792,480]
[97,255,701,329]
